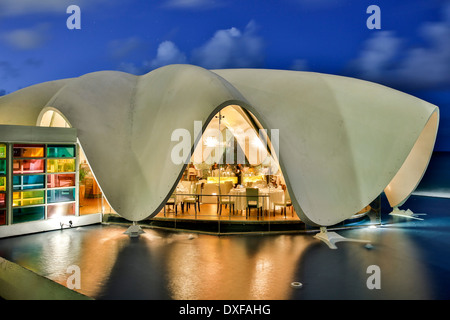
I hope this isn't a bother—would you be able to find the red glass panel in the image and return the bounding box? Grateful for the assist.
[13,159,45,174]
[47,174,76,188]
[0,193,5,208]
[0,210,5,225]
[47,203,75,219]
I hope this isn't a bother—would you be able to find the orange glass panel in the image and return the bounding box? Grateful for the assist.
[13,144,45,158]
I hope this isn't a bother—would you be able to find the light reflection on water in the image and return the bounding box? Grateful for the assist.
[0,222,436,300]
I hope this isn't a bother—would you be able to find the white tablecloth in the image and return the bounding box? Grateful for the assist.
[228,187,284,211]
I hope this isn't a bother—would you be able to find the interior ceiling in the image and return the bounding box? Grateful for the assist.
[192,104,275,166]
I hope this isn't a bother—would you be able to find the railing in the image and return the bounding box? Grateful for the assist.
[162,193,293,221]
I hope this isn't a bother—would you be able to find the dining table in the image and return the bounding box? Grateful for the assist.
[228,187,284,212]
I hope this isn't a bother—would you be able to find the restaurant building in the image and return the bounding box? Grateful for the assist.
[0,64,439,238]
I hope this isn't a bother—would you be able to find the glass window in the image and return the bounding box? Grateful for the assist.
[0,210,6,225]
[13,206,45,224]
[0,193,5,208]
[47,203,75,219]
[0,160,6,175]
[47,159,75,173]
[13,190,45,207]
[0,144,6,158]
[13,144,45,158]
[47,145,75,158]
[13,159,45,174]
[0,176,5,192]
[47,188,75,203]
[47,173,76,188]
[13,175,45,191]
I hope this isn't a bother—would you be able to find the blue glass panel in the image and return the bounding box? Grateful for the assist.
[47,188,75,203]
[13,175,45,191]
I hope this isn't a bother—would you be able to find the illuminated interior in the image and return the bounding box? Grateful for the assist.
[158,104,297,221]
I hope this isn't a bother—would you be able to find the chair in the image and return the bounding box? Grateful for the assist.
[182,182,203,214]
[273,190,293,217]
[246,188,262,219]
[218,193,235,215]
[222,180,234,194]
[164,194,178,216]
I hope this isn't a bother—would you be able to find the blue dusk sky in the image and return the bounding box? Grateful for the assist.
[1,0,449,150]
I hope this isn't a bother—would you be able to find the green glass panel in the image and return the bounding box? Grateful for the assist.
[0,144,6,158]
[47,159,76,173]
[0,160,6,175]
[13,206,45,224]
[13,190,45,207]
[47,145,75,158]
[47,188,75,203]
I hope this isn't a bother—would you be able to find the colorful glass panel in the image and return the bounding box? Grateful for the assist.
[47,173,76,188]
[47,145,75,158]
[47,159,75,173]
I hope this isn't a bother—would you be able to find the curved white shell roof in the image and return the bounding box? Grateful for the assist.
[0,64,439,226]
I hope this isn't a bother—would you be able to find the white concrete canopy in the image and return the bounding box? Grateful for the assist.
[0,64,439,226]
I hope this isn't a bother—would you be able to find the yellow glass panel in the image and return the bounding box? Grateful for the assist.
[0,177,5,192]
[13,190,45,207]
[47,159,76,173]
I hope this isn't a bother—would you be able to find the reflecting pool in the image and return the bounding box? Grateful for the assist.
[1,194,450,300]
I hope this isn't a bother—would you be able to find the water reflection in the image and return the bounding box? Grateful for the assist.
[0,222,438,299]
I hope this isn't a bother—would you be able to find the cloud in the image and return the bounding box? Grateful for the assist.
[349,31,402,80]
[1,23,51,50]
[148,41,187,69]
[191,21,265,69]
[114,21,265,74]
[115,41,187,74]
[349,2,450,90]
[162,0,226,10]
[0,0,110,16]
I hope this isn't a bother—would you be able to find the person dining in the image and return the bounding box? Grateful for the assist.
[234,164,243,186]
